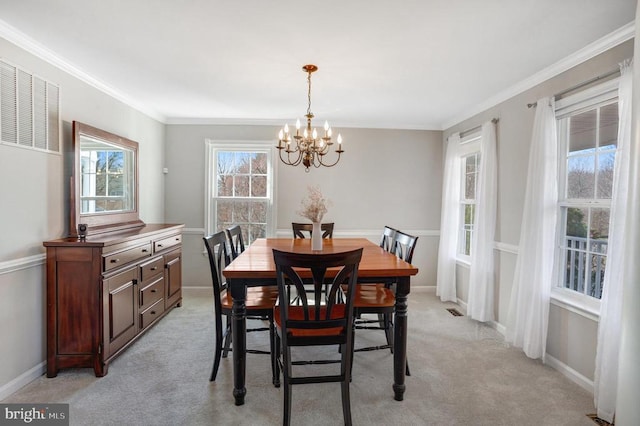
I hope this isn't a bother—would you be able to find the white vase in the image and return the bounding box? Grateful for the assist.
[311,222,323,251]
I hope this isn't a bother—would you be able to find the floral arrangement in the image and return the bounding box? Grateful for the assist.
[297,185,330,223]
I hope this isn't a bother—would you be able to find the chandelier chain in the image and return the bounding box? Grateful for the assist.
[306,71,312,117]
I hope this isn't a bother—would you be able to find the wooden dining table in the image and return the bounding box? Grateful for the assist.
[223,237,419,405]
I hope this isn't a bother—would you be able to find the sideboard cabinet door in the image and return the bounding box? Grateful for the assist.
[165,248,182,309]
[103,267,138,360]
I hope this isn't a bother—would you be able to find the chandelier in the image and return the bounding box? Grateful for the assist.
[277,64,343,171]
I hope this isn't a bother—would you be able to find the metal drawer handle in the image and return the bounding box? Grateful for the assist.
[150,311,156,315]
[141,249,149,253]
[157,244,164,248]
[110,258,119,263]
[150,267,157,271]
[151,289,157,293]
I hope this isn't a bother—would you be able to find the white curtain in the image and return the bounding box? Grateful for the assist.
[594,59,633,424]
[467,121,498,322]
[505,97,557,359]
[436,133,461,302]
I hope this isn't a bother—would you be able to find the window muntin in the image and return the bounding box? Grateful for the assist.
[207,143,275,245]
[556,97,618,300]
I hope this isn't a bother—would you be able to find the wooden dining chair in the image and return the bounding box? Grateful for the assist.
[272,248,362,426]
[291,222,334,239]
[379,225,397,252]
[352,229,417,375]
[290,222,335,303]
[203,231,279,385]
[225,224,245,259]
[352,225,397,321]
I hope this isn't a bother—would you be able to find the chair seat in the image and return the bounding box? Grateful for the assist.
[352,284,395,308]
[275,305,347,337]
[220,286,278,310]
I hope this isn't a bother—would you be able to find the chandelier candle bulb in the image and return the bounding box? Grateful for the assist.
[276,64,344,171]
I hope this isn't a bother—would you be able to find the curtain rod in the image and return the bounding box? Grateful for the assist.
[527,68,620,108]
[460,118,499,138]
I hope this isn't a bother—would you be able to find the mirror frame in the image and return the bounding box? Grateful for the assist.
[70,121,144,237]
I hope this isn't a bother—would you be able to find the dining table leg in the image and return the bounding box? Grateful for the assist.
[393,276,410,401]
[229,278,247,406]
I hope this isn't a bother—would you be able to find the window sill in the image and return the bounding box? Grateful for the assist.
[456,257,471,268]
[550,288,600,322]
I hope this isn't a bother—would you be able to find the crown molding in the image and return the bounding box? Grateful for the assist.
[165,116,439,130]
[0,19,166,123]
[441,21,635,130]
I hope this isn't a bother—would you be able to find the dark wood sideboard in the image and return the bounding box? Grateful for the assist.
[43,223,184,377]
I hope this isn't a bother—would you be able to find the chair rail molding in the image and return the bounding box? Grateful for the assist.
[0,253,45,275]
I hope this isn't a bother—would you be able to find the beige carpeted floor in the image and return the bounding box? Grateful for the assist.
[3,288,597,425]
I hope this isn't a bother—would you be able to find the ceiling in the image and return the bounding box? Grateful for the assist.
[0,1,635,130]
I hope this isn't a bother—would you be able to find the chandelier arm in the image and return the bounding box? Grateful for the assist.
[316,151,342,168]
[278,146,303,166]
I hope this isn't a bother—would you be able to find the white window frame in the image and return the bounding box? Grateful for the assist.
[204,140,277,241]
[457,132,481,264]
[552,78,619,317]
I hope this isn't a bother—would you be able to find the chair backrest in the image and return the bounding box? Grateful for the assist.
[225,225,245,259]
[203,231,231,311]
[379,226,397,252]
[273,248,362,343]
[292,222,334,239]
[393,231,418,264]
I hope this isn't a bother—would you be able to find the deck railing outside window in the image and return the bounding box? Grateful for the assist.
[563,236,607,299]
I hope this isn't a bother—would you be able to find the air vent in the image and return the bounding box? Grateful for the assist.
[586,414,613,426]
[447,308,463,317]
[0,59,60,153]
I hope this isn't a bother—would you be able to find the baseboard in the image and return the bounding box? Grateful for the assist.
[411,285,435,293]
[0,361,46,400]
[456,298,468,314]
[182,286,212,297]
[544,353,594,394]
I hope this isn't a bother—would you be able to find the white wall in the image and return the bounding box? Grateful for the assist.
[164,124,442,289]
[0,36,165,398]
[443,39,634,387]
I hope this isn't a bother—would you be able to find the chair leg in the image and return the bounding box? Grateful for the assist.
[383,313,393,353]
[341,343,353,426]
[282,345,292,426]
[270,315,280,387]
[222,316,232,358]
[210,312,224,382]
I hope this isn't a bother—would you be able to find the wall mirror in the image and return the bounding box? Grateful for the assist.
[70,121,144,237]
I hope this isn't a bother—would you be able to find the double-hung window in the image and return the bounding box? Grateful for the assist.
[205,141,276,244]
[555,80,619,301]
[458,133,481,260]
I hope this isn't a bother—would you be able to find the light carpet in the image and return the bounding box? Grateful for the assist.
[2,288,596,425]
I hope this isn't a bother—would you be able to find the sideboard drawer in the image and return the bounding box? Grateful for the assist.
[104,243,152,272]
[139,276,164,312]
[140,299,165,329]
[139,256,164,283]
[154,234,182,253]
